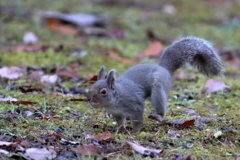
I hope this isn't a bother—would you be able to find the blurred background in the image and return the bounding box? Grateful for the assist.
[0,0,240,75]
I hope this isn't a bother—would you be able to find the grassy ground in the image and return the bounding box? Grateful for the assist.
[0,0,240,159]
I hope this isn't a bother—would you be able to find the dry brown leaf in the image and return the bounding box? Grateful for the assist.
[72,144,101,156]
[40,11,102,27]
[202,79,231,93]
[57,70,81,78]
[126,141,163,156]
[109,53,138,64]
[46,18,78,35]
[228,59,240,68]
[13,45,49,52]
[164,117,217,126]
[4,101,37,106]
[83,74,98,84]
[94,131,111,141]
[23,147,57,160]
[0,66,25,79]
[26,70,44,80]
[140,41,163,58]
[107,150,133,157]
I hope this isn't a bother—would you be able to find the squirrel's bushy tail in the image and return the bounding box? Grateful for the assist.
[159,36,223,76]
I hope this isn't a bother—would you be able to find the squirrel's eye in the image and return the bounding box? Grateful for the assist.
[100,88,107,95]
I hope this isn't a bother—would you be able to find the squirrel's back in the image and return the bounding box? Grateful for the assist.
[117,63,172,97]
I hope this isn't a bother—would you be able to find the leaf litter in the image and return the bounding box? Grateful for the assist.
[1,1,240,159]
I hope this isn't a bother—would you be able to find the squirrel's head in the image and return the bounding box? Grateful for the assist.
[88,66,116,108]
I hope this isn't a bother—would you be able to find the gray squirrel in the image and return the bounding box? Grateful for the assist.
[88,36,223,133]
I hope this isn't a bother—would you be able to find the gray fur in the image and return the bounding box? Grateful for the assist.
[98,66,106,80]
[88,36,223,133]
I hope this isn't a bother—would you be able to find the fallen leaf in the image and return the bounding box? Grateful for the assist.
[164,117,217,126]
[4,101,37,105]
[23,147,57,160]
[0,96,18,101]
[57,70,81,78]
[0,66,25,79]
[0,141,14,146]
[40,11,105,36]
[13,45,49,52]
[23,110,34,118]
[0,141,24,151]
[26,70,44,80]
[163,4,176,14]
[107,150,133,157]
[23,32,39,44]
[94,131,111,141]
[51,91,65,96]
[179,119,195,128]
[84,134,95,140]
[82,74,98,84]
[40,11,103,27]
[36,116,58,120]
[73,144,101,156]
[138,41,163,58]
[126,141,163,157]
[228,59,240,68]
[109,53,138,64]
[202,79,231,93]
[60,139,80,145]
[0,149,9,154]
[81,27,107,36]
[214,131,223,138]
[46,18,78,35]
[181,108,201,117]
[41,74,58,83]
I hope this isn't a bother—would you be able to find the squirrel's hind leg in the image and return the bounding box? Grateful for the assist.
[149,83,167,122]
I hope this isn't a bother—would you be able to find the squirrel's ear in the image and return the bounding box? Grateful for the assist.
[98,66,106,80]
[107,69,115,90]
